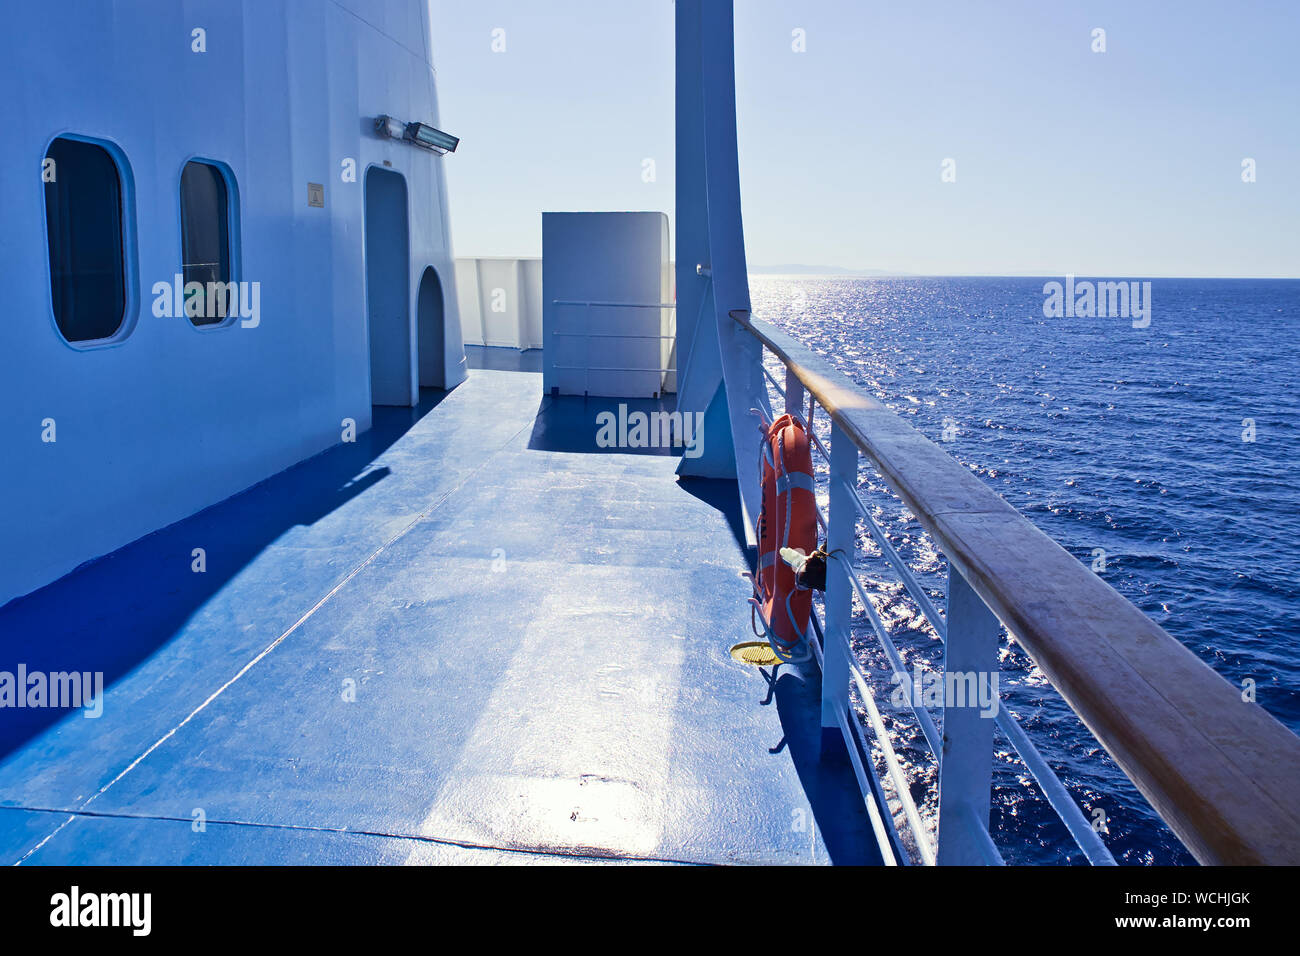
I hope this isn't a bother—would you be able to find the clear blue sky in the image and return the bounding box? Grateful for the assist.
[428,0,1299,277]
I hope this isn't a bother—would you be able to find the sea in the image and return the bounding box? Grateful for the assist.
[749,275,1300,865]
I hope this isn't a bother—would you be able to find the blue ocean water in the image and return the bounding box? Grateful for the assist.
[750,275,1300,865]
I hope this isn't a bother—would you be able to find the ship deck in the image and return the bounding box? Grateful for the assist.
[0,352,878,865]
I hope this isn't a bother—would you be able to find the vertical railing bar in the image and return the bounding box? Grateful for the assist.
[839,476,948,641]
[815,588,928,863]
[834,559,943,759]
[835,704,903,867]
[784,365,804,422]
[811,612,906,865]
[955,803,1006,866]
[810,607,908,865]
[841,696,908,865]
[810,606,904,866]
[936,566,1001,865]
[848,659,937,865]
[807,606,826,670]
[820,423,856,763]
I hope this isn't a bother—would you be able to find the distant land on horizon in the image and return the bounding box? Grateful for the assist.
[749,264,910,277]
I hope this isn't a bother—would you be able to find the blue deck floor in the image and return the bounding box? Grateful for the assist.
[0,361,878,865]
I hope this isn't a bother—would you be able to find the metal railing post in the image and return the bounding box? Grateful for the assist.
[784,368,804,420]
[821,421,856,759]
[936,565,1002,864]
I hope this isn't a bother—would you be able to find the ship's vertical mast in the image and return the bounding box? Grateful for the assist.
[674,0,769,540]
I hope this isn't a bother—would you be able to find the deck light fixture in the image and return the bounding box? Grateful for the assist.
[404,122,459,154]
[374,115,458,154]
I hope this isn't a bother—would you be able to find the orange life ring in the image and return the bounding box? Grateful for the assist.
[754,412,817,653]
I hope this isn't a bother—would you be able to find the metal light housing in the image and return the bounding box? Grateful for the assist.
[374,116,459,155]
[403,122,458,154]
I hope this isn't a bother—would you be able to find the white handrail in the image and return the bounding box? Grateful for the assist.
[756,326,1123,865]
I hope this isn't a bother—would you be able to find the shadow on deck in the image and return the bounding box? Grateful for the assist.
[0,357,879,865]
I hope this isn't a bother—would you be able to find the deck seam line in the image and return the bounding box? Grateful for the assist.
[16,391,550,866]
[2,804,706,866]
[13,814,73,865]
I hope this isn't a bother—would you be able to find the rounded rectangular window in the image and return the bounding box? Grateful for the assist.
[180,160,234,326]
[44,137,129,342]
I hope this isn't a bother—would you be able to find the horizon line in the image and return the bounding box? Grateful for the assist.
[747,270,1300,280]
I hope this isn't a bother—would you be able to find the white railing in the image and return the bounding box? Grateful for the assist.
[737,310,1300,866]
[761,360,1113,865]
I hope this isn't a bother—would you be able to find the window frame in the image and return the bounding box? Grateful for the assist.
[40,132,139,349]
[177,156,242,332]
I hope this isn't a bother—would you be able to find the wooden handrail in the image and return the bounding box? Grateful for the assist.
[735,310,1300,865]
